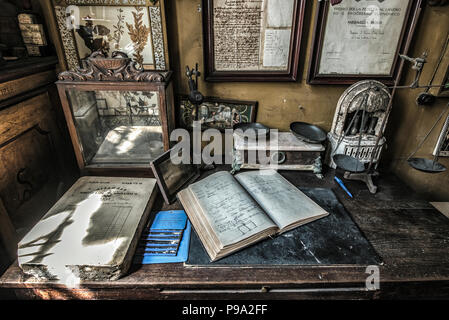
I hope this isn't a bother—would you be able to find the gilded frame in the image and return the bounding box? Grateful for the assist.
[51,0,169,71]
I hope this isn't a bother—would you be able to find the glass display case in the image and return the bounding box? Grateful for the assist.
[56,51,175,176]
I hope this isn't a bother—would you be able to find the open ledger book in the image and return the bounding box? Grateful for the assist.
[178,170,329,261]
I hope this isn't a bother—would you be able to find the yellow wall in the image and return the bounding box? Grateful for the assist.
[165,0,347,132]
[166,1,449,201]
[385,5,449,201]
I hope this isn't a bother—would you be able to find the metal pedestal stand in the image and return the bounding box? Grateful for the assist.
[343,171,379,194]
[332,89,382,194]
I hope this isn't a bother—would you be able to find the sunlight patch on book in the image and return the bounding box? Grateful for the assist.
[18,177,158,282]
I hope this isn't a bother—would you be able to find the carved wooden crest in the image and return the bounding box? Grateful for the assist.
[58,51,165,82]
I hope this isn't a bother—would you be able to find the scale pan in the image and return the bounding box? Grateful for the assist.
[233,123,270,139]
[407,158,447,173]
[333,154,366,173]
[290,122,327,144]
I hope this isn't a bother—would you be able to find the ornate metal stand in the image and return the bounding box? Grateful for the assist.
[344,171,379,194]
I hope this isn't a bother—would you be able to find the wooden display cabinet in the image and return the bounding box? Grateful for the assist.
[56,51,175,177]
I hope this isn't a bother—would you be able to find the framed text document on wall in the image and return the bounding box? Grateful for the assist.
[203,0,306,82]
[307,0,423,85]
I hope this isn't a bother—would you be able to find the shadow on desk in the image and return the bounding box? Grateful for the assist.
[0,243,15,299]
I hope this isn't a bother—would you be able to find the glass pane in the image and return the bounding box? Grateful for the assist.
[66,89,164,166]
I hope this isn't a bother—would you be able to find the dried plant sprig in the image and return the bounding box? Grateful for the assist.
[126,6,150,66]
[111,8,125,50]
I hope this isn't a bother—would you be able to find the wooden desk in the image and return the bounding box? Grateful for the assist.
[1,167,449,300]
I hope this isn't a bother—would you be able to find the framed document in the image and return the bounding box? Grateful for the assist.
[202,0,306,82]
[52,0,169,71]
[307,0,423,85]
[177,96,257,131]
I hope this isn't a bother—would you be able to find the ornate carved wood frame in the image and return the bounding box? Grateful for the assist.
[51,0,170,71]
[307,0,423,85]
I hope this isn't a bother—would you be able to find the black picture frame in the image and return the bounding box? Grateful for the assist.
[150,149,200,205]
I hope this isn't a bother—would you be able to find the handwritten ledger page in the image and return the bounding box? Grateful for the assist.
[213,0,295,71]
[178,170,328,261]
[189,171,276,247]
[235,170,329,232]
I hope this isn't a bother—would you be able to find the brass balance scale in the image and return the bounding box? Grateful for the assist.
[333,47,449,194]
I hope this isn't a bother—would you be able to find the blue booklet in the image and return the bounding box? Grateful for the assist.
[134,210,191,264]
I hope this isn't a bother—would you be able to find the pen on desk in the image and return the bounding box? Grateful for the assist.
[334,176,353,198]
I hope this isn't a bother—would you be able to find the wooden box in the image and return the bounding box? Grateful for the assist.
[56,51,175,177]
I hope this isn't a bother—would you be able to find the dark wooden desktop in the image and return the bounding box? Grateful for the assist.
[1,166,449,300]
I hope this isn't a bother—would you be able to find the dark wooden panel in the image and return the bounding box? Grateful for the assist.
[0,57,77,270]
[0,126,55,215]
[0,199,17,262]
[0,90,60,216]
[0,57,58,84]
[0,93,54,145]
[0,70,55,102]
